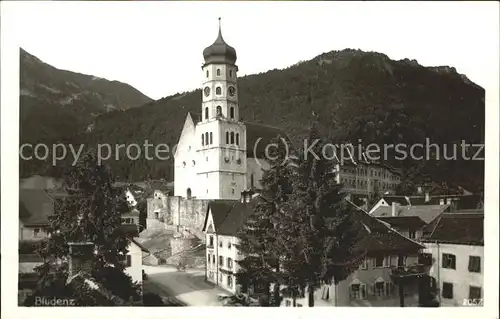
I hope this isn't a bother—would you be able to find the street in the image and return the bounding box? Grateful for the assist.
[143,265,229,306]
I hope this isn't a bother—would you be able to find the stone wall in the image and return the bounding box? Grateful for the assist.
[146,194,210,241]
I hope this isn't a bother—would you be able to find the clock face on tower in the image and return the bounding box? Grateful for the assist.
[228,86,236,97]
[204,87,211,97]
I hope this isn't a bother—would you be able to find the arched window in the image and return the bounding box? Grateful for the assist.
[186,188,192,199]
[209,132,213,144]
[226,131,229,144]
[216,87,221,95]
[236,133,240,146]
[216,105,222,117]
[251,173,254,188]
[205,132,209,145]
[230,106,235,119]
[217,69,221,76]
[206,70,209,78]
[230,132,235,144]
[205,107,209,119]
[202,134,204,146]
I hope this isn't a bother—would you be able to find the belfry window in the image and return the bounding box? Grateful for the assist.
[230,132,235,144]
[229,70,233,77]
[216,87,221,95]
[230,106,235,119]
[209,132,213,144]
[216,105,222,117]
[205,107,209,120]
[205,133,209,146]
[217,69,221,76]
[226,132,229,144]
[236,133,240,146]
[202,134,204,146]
[206,70,209,78]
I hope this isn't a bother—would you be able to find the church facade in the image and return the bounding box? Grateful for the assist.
[174,21,288,201]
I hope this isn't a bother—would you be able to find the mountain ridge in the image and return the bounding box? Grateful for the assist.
[20,48,485,192]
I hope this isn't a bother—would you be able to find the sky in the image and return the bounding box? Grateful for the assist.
[6,1,500,100]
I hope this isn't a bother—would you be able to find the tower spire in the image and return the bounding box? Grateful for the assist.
[218,17,222,38]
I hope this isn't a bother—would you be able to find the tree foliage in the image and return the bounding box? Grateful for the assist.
[28,151,141,305]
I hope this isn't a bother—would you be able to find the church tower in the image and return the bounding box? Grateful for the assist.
[196,18,247,200]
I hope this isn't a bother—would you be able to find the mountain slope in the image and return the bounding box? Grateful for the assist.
[22,49,485,191]
[20,48,152,145]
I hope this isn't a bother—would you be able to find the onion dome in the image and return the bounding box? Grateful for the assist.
[203,18,237,64]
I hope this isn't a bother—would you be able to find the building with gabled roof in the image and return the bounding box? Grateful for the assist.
[202,192,257,293]
[420,210,484,307]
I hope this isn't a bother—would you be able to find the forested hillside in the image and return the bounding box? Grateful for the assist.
[20,49,485,192]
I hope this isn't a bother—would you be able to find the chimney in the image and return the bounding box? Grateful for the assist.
[425,192,430,203]
[68,242,95,278]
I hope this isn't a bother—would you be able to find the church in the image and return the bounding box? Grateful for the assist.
[174,19,290,201]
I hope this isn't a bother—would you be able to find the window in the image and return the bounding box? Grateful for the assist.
[227,258,233,268]
[219,240,223,248]
[216,87,221,95]
[468,256,481,273]
[409,230,416,239]
[202,134,204,146]
[205,107,209,119]
[216,105,222,117]
[230,106,235,119]
[209,236,214,247]
[206,70,209,78]
[217,69,220,76]
[34,228,40,237]
[375,282,385,296]
[230,132,235,144]
[119,254,132,267]
[154,212,159,219]
[350,283,367,300]
[205,132,209,146]
[207,255,211,264]
[226,132,229,144]
[442,253,456,269]
[209,132,213,144]
[285,300,291,307]
[219,256,223,266]
[442,282,453,299]
[228,241,232,249]
[398,255,407,267]
[229,70,233,77]
[236,133,240,146]
[385,282,394,296]
[250,174,254,188]
[360,258,367,270]
[374,255,384,268]
[469,286,481,299]
[212,255,215,264]
[227,275,233,288]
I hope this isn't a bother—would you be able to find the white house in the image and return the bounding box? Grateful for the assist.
[420,210,484,306]
[202,193,256,293]
[173,19,289,201]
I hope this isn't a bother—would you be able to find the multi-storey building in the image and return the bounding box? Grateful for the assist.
[420,210,484,306]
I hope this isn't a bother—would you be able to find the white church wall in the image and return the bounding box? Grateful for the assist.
[246,158,270,190]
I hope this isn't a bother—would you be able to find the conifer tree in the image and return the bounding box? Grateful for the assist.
[29,150,141,305]
[235,136,293,306]
[282,124,363,307]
